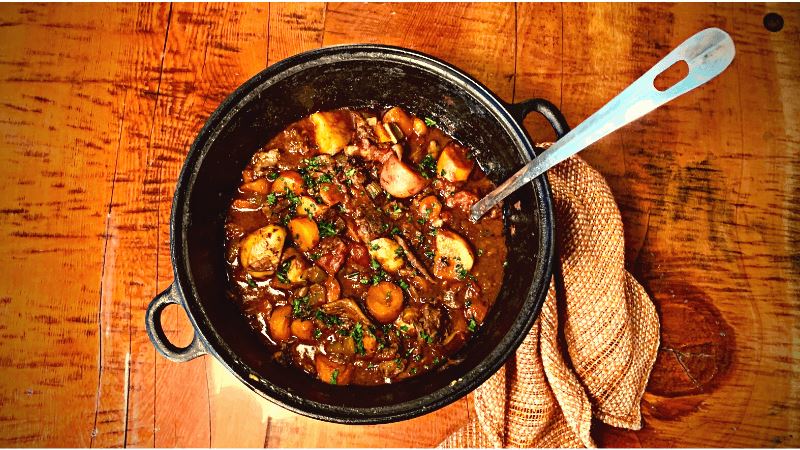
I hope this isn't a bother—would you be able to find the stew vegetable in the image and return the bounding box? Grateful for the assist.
[224,107,506,385]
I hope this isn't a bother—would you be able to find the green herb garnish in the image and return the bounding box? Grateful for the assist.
[276,260,291,283]
[417,154,437,179]
[352,323,365,355]
[318,220,338,238]
[468,318,478,332]
[424,117,437,127]
[330,369,339,385]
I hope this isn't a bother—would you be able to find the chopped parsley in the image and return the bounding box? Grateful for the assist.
[419,330,433,344]
[345,167,356,178]
[424,250,435,259]
[390,226,401,236]
[313,328,322,339]
[417,154,437,179]
[315,309,342,326]
[410,367,417,375]
[318,220,338,238]
[371,270,387,285]
[292,296,310,318]
[245,275,257,288]
[265,193,277,206]
[400,325,409,333]
[394,247,405,258]
[303,157,323,171]
[284,187,300,206]
[266,172,278,181]
[370,259,380,270]
[424,117,437,127]
[398,279,409,290]
[330,369,339,385]
[468,318,478,332]
[276,260,291,283]
[455,263,469,280]
[352,323,365,355]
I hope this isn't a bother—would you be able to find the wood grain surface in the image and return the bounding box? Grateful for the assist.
[0,2,797,447]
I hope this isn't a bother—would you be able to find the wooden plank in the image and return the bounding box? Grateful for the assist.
[0,4,168,447]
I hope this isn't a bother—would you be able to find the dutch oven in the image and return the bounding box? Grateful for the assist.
[145,44,569,424]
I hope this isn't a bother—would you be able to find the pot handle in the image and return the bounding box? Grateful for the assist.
[507,98,571,140]
[145,284,207,362]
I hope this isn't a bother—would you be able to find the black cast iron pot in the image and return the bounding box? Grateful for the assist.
[145,44,569,424]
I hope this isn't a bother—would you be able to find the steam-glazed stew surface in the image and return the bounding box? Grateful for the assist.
[224,107,506,385]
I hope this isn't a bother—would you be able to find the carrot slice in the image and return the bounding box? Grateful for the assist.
[271,170,304,195]
[366,281,405,324]
[417,195,442,221]
[268,305,292,343]
[290,319,314,341]
[315,355,352,385]
[288,217,320,251]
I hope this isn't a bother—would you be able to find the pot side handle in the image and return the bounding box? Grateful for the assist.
[506,98,571,141]
[145,284,207,362]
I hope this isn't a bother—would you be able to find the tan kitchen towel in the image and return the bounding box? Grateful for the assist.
[441,155,660,448]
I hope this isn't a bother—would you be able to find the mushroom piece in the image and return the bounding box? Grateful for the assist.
[379,155,429,198]
[239,225,287,278]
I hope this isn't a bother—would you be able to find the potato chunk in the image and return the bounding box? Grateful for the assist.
[437,142,474,182]
[368,237,405,273]
[296,196,327,218]
[281,249,310,284]
[239,225,287,278]
[310,111,353,155]
[433,229,475,280]
[379,155,428,198]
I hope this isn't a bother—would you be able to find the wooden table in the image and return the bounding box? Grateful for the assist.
[0,2,797,447]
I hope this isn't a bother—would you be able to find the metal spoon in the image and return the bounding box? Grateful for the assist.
[469,27,735,223]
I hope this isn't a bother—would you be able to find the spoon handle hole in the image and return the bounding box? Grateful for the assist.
[654,59,689,92]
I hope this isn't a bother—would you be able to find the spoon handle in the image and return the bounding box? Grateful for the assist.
[470,27,735,222]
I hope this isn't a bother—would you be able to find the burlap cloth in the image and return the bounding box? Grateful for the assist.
[441,155,660,448]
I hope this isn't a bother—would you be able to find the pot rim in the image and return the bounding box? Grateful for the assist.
[167,43,556,424]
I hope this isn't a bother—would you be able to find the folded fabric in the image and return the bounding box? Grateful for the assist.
[441,156,660,448]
